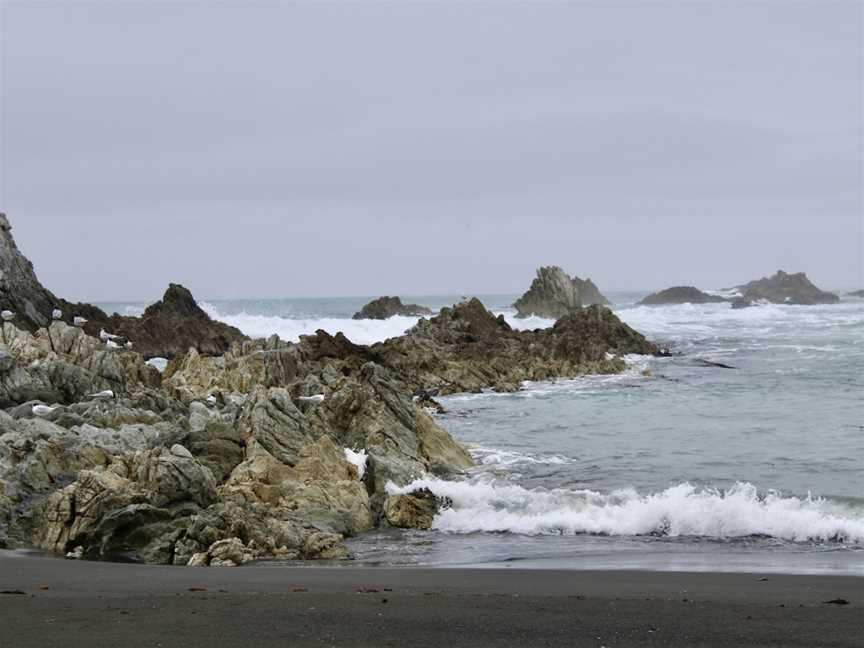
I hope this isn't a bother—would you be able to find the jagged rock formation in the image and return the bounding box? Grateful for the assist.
[638,286,727,306]
[352,296,432,320]
[0,214,63,332]
[0,213,662,563]
[513,266,610,318]
[0,214,244,358]
[373,298,658,394]
[72,284,246,359]
[731,271,839,308]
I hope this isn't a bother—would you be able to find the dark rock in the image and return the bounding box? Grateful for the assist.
[847,289,864,298]
[638,286,727,306]
[733,271,839,306]
[514,266,610,318]
[0,214,63,332]
[352,296,432,320]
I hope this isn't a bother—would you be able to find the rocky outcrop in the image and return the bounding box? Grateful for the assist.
[513,266,609,318]
[0,213,245,358]
[0,214,63,332]
[847,289,864,298]
[0,213,666,566]
[352,296,432,320]
[638,286,727,306]
[373,298,658,395]
[731,271,839,307]
[70,284,247,359]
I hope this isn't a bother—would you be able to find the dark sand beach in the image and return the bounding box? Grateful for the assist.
[1,553,861,647]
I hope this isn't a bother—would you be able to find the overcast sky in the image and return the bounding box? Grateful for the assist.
[1,1,861,302]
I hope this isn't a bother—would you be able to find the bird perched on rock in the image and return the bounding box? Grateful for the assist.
[125,341,134,349]
[298,394,325,403]
[73,316,88,327]
[52,308,63,320]
[32,404,57,417]
[1,310,14,321]
[205,394,217,405]
[99,329,120,342]
[88,390,114,399]
[106,339,120,350]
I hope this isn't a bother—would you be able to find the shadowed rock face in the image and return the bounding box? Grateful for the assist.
[638,286,727,306]
[352,296,432,320]
[0,214,63,332]
[732,271,839,307]
[514,266,610,318]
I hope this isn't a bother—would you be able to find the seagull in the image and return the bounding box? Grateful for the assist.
[99,329,121,342]
[52,308,63,321]
[32,404,57,417]
[1,310,14,322]
[205,394,217,405]
[106,339,120,350]
[298,394,325,403]
[73,316,87,328]
[125,341,134,349]
[88,390,114,399]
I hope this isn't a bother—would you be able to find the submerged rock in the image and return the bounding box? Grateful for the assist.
[638,286,727,306]
[514,266,610,318]
[733,271,839,306]
[352,296,432,320]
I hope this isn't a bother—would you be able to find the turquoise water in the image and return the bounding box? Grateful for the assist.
[100,292,864,574]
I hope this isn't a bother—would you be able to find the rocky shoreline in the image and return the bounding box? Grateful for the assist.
[0,215,661,566]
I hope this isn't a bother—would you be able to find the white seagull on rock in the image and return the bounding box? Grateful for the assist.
[73,316,88,328]
[88,390,115,399]
[99,329,121,342]
[1,310,14,322]
[125,341,134,349]
[298,394,325,403]
[106,339,120,350]
[32,404,57,417]
[205,394,217,405]
[52,309,63,320]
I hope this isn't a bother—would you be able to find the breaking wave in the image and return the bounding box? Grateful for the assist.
[386,479,864,544]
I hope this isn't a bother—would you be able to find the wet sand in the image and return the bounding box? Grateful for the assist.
[0,553,861,647]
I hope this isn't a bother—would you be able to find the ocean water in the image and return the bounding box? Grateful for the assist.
[99,292,864,574]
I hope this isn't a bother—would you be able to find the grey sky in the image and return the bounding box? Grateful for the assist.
[1,1,861,302]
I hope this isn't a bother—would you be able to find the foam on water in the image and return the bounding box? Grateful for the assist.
[200,301,422,345]
[344,448,368,480]
[387,478,864,544]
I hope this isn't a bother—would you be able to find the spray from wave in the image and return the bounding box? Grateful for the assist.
[387,478,864,544]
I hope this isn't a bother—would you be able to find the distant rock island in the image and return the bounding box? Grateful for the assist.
[352,296,432,320]
[730,270,839,308]
[848,289,864,298]
[514,266,610,318]
[638,286,726,306]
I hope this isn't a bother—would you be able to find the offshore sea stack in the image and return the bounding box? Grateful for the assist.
[513,266,610,318]
[730,271,839,308]
[638,286,727,306]
[352,296,432,320]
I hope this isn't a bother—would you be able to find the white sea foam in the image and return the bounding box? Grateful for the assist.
[386,479,864,544]
[199,301,423,345]
[344,448,368,479]
[469,446,576,468]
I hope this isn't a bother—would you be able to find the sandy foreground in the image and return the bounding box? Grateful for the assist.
[0,552,861,647]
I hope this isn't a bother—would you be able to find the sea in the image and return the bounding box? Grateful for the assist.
[100,291,864,575]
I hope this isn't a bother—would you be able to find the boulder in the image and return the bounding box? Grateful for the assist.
[513,266,610,318]
[638,286,727,306]
[383,489,441,530]
[352,296,432,320]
